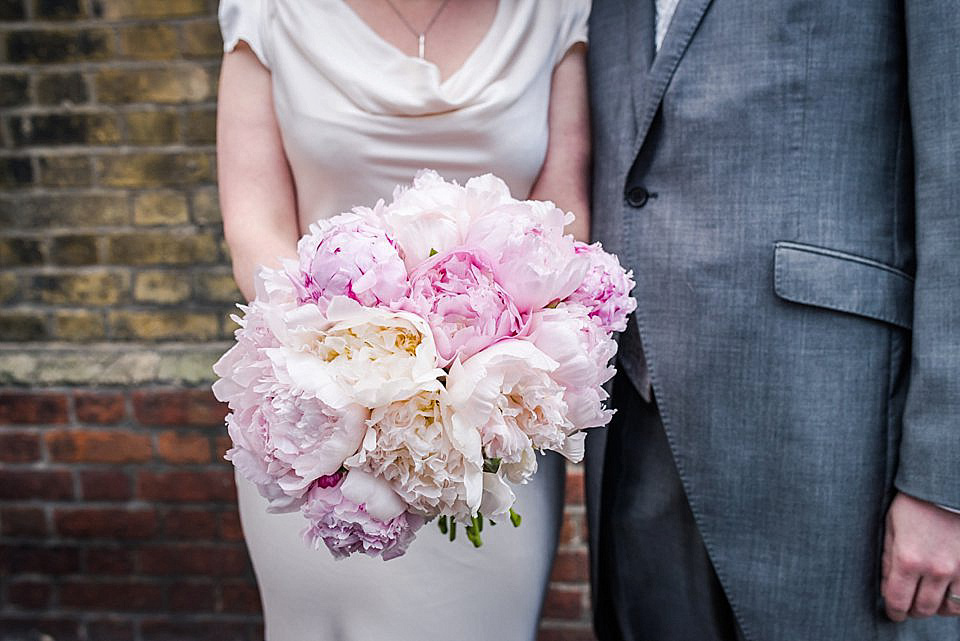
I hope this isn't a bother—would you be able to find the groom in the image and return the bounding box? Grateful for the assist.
[585,1,960,640]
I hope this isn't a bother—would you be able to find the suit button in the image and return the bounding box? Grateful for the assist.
[626,186,649,208]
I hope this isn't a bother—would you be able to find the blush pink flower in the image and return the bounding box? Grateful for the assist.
[565,241,638,333]
[213,302,369,512]
[529,303,617,434]
[465,200,589,312]
[288,213,408,312]
[301,471,424,561]
[398,249,526,365]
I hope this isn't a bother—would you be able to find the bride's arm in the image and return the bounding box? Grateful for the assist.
[217,43,300,302]
[529,43,592,243]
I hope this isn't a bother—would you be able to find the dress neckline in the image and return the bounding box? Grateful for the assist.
[336,0,505,88]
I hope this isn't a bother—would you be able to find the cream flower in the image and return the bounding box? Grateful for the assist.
[346,386,483,522]
[446,340,574,474]
[265,297,445,410]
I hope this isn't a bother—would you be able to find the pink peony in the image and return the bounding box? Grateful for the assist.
[465,200,589,312]
[565,241,638,333]
[213,301,369,512]
[529,303,617,435]
[301,472,424,561]
[398,249,526,365]
[289,213,408,311]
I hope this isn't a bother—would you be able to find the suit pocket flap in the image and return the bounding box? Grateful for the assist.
[773,241,914,329]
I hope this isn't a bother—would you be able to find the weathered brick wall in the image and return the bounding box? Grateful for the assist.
[0,2,595,640]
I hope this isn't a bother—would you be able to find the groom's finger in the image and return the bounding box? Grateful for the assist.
[882,562,920,622]
[909,575,949,618]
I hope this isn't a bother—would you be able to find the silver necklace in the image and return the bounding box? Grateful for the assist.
[382,0,454,59]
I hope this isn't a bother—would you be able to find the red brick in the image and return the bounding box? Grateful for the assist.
[154,429,211,463]
[213,434,232,464]
[0,432,41,462]
[168,581,215,612]
[141,620,247,641]
[218,510,243,541]
[133,389,227,427]
[137,469,235,502]
[162,509,217,539]
[0,392,69,424]
[543,587,585,620]
[0,507,47,536]
[86,621,137,641]
[550,549,590,583]
[46,429,152,463]
[7,580,52,609]
[79,468,132,500]
[82,547,135,575]
[60,580,165,611]
[221,582,261,614]
[55,508,157,539]
[537,626,598,641]
[0,618,79,641]
[74,392,127,424]
[565,465,585,505]
[138,544,251,577]
[0,544,81,574]
[559,511,584,545]
[0,469,74,500]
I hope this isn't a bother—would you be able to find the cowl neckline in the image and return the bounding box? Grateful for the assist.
[272,0,529,116]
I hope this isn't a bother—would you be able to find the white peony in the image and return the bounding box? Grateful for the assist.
[346,386,483,523]
[264,296,445,410]
[446,340,574,473]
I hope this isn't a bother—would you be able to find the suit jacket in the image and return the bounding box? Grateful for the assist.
[587,1,960,639]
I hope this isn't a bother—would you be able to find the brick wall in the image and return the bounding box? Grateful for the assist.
[0,2,595,640]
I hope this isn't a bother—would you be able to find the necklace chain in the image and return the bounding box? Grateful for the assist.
[382,0,454,58]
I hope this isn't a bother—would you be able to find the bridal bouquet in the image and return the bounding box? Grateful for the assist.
[213,170,636,560]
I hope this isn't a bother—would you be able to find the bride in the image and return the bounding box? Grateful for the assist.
[215,0,591,639]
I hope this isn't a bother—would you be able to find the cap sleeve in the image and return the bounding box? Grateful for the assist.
[555,0,590,65]
[219,0,270,68]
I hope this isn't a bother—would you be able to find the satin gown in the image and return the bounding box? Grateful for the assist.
[218,0,590,638]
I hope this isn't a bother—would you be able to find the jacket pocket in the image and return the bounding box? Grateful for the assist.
[773,241,914,330]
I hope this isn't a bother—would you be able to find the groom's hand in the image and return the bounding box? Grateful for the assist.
[881,492,960,621]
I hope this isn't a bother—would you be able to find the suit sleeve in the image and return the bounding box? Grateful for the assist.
[894,0,960,511]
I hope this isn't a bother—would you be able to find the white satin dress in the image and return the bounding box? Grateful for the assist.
[218,1,589,639]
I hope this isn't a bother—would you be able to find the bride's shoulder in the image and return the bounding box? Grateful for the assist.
[219,0,275,67]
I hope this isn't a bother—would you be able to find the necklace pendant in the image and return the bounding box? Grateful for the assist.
[418,33,425,59]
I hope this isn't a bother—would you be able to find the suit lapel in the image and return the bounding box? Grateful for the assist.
[623,0,655,157]
[632,0,716,156]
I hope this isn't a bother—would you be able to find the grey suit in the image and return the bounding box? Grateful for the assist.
[586,1,960,640]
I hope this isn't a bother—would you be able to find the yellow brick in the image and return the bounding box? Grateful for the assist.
[53,310,105,341]
[95,65,212,104]
[123,110,180,145]
[97,0,207,19]
[134,191,189,225]
[120,24,178,60]
[196,271,241,303]
[190,188,220,224]
[134,270,191,303]
[0,273,18,303]
[97,152,213,188]
[106,232,219,265]
[182,20,223,58]
[39,156,91,187]
[32,271,130,306]
[0,311,48,341]
[109,310,220,340]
